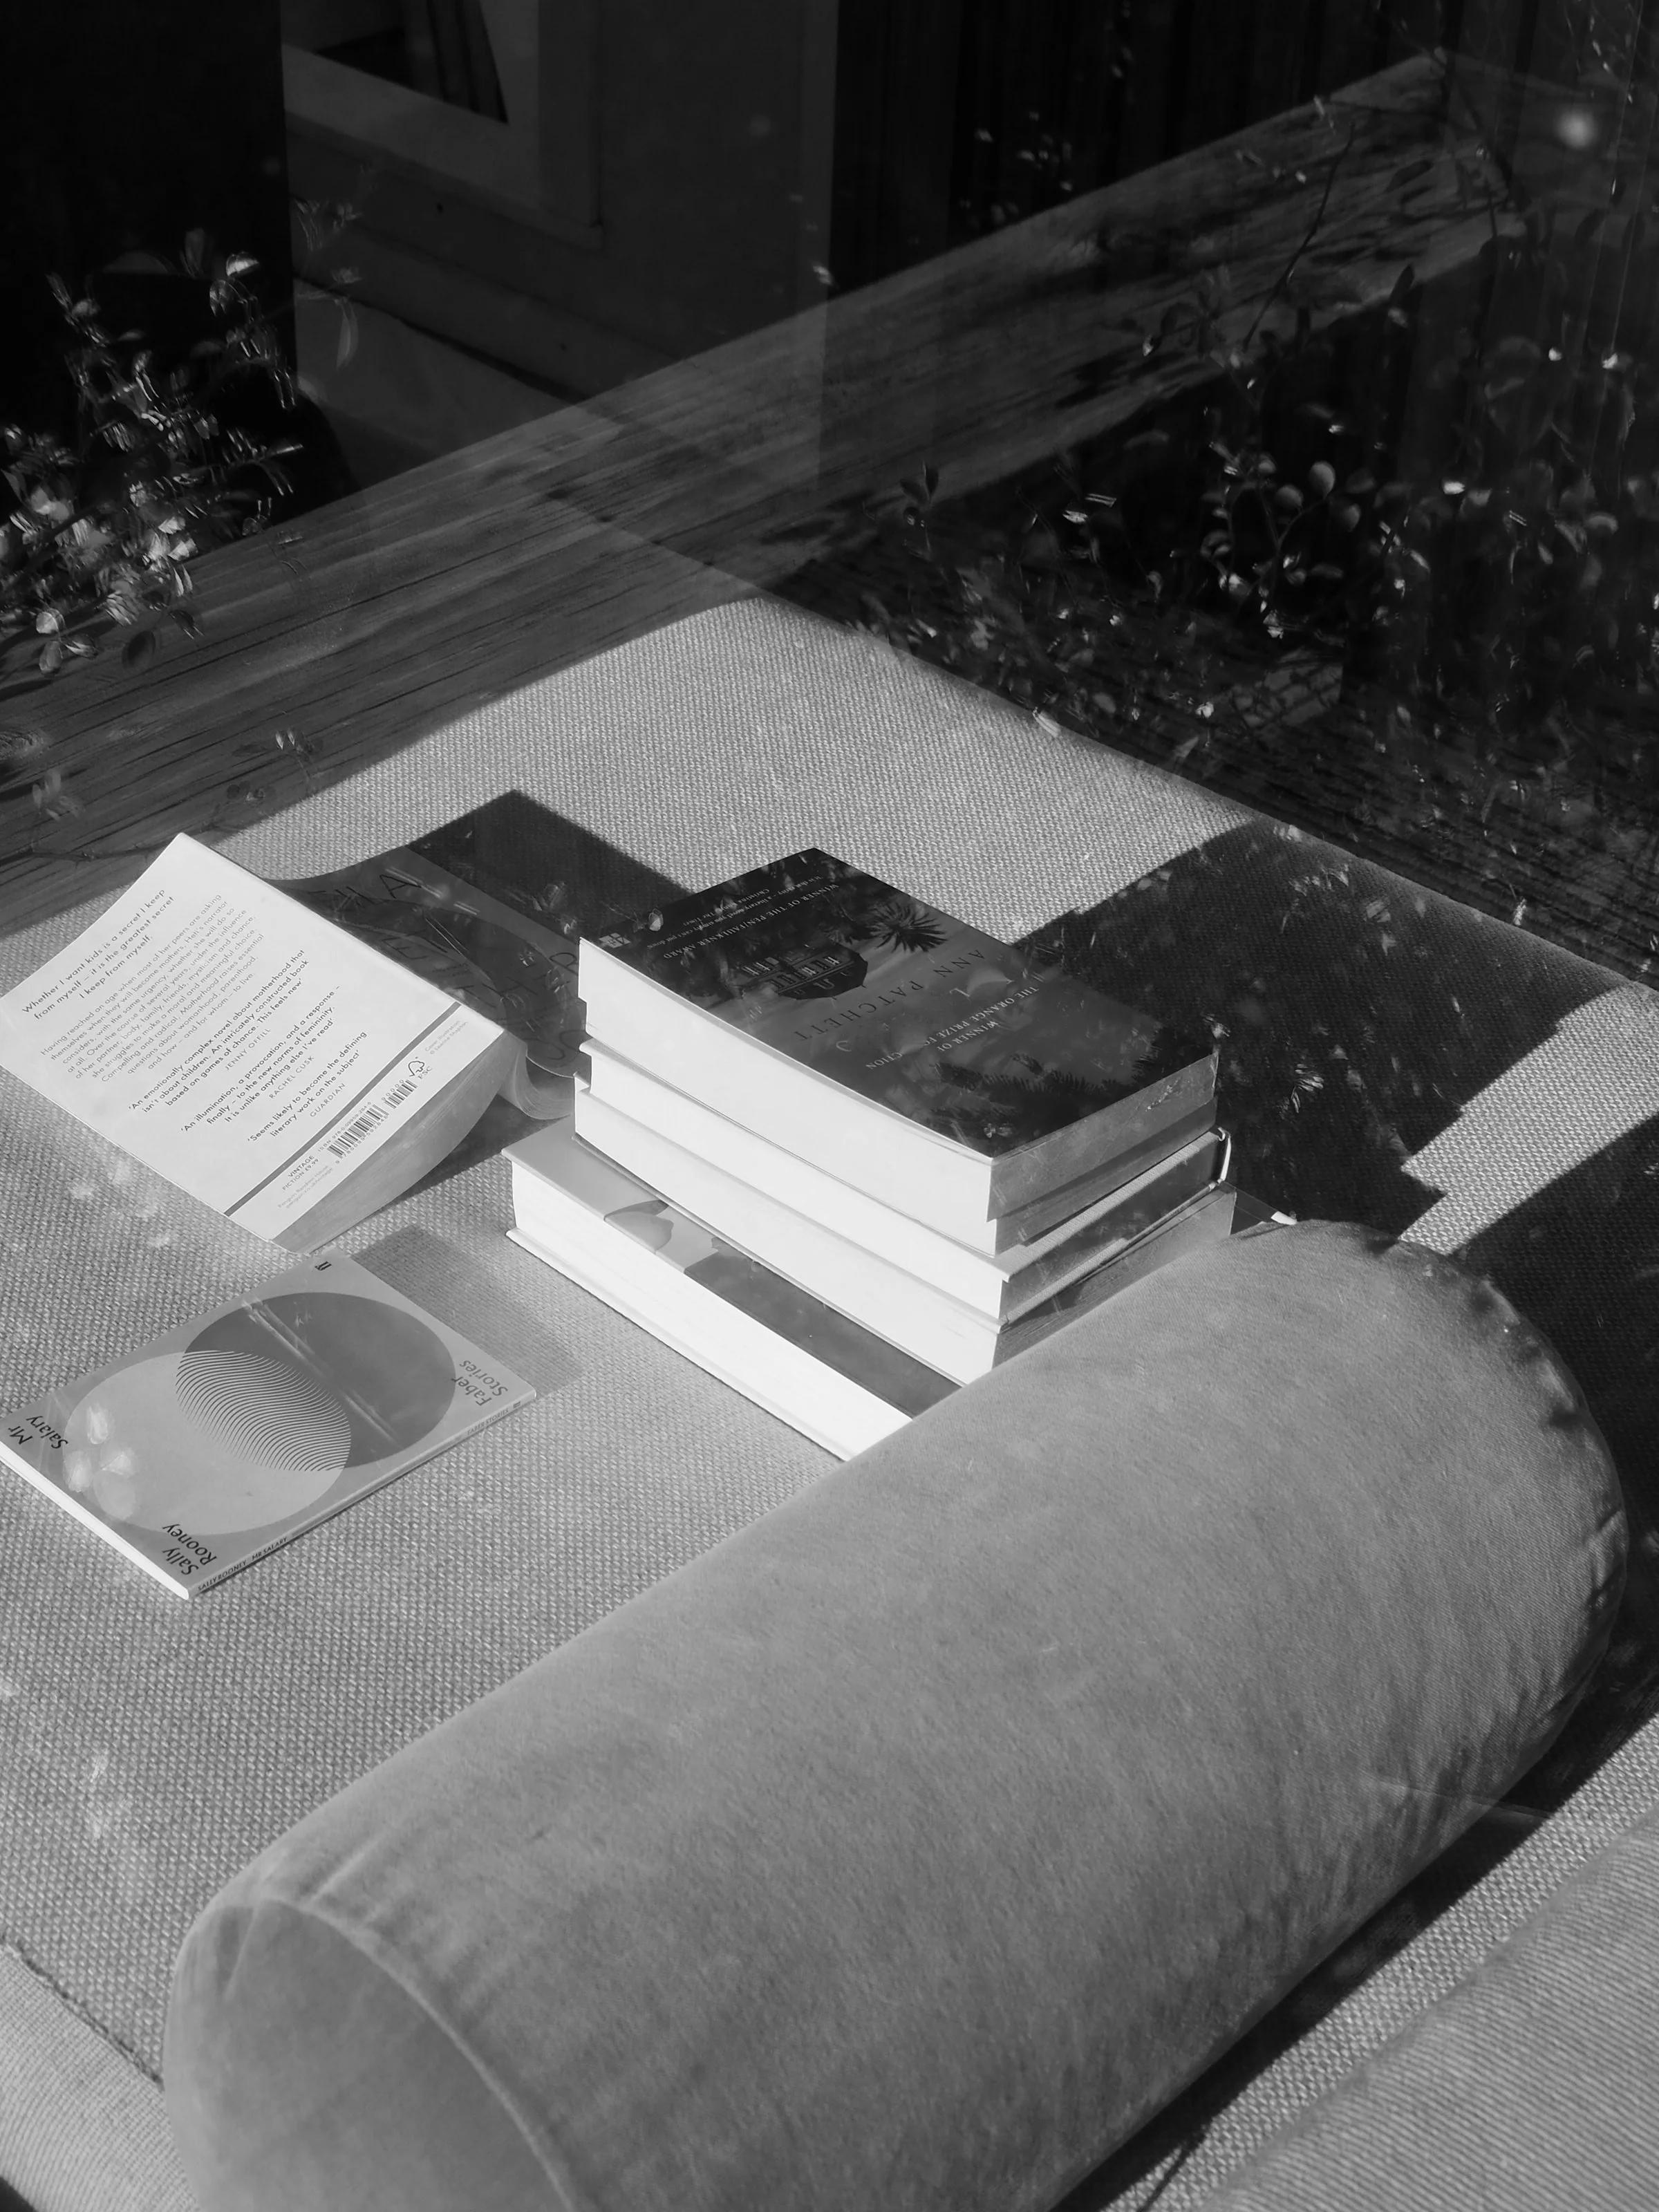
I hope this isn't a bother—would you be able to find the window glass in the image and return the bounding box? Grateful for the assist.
[3,0,1654,978]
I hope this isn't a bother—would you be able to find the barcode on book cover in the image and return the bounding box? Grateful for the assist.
[328,1104,384,1156]
[327,1076,418,1157]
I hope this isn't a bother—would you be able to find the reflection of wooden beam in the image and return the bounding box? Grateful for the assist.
[294,226,671,392]
[0,53,1596,930]
[283,44,601,243]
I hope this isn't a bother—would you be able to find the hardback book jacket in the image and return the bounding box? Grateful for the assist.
[507,1116,957,1458]
[0,1257,535,1597]
[579,850,1217,1226]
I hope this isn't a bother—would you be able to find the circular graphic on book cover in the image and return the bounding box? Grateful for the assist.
[59,1293,456,1536]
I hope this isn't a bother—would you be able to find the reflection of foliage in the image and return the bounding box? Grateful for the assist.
[926,1056,1130,1147]
[292,197,364,376]
[1,238,297,692]
[637,859,950,1008]
[1105,210,1659,745]
[867,894,946,953]
[781,41,1659,969]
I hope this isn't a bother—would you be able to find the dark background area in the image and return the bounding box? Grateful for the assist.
[0,0,292,435]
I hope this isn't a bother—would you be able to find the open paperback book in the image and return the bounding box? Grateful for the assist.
[0,834,515,1249]
[274,794,682,1122]
[0,1255,534,1597]
[0,803,682,1249]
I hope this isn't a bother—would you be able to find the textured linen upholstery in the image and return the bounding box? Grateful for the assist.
[164,1221,1625,2212]
[1201,1793,1659,2211]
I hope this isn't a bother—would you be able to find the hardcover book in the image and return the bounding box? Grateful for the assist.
[0,1256,535,1597]
[578,850,1216,1235]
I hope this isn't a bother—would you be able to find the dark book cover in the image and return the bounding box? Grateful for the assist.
[277,794,686,1121]
[590,850,1215,1163]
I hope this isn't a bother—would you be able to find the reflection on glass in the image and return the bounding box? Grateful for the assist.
[2,1,1657,977]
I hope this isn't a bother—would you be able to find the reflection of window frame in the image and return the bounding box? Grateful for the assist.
[283,0,601,248]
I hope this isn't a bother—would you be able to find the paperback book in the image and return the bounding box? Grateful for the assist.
[0,1256,534,1597]
[573,1083,1230,1364]
[581,1041,1224,1293]
[0,834,515,1249]
[276,792,686,1123]
[507,1116,957,1459]
[0,805,684,1251]
[507,1114,1239,1449]
[279,845,584,1118]
[578,850,1216,1237]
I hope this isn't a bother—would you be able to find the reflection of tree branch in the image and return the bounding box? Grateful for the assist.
[1441,57,1525,211]
[1244,126,1359,348]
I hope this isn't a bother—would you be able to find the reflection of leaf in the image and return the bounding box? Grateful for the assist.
[335,306,359,370]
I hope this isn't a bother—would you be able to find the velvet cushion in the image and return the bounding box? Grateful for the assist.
[163,1221,1625,2212]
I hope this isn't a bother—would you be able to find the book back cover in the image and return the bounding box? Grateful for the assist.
[0,1257,534,1596]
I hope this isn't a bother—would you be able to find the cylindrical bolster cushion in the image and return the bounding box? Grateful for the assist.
[165,1223,1626,2212]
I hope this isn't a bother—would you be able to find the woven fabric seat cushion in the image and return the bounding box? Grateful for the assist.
[163,1221,1624,2212]
[1201,1788,1659,2211]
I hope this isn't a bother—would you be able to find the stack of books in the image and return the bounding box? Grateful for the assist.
[507,850,1239,1458]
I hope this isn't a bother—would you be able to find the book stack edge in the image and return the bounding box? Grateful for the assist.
[508,851,1263,1457]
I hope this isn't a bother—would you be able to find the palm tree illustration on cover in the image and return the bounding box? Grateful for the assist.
[627,854,1170,1152]
[640,859,945,1006]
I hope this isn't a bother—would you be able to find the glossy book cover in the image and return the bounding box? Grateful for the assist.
[589,850,1214,1160]
[0,1257,534,1597]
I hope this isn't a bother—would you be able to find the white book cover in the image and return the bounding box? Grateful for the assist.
[507,1116,957,1459]
[577,1063,1228,1320]
[0,1256,535,1597]
[508,1114,1239,1449]
[0,834,508,1246]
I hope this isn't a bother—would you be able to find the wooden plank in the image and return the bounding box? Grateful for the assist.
[0,55,1566,936]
